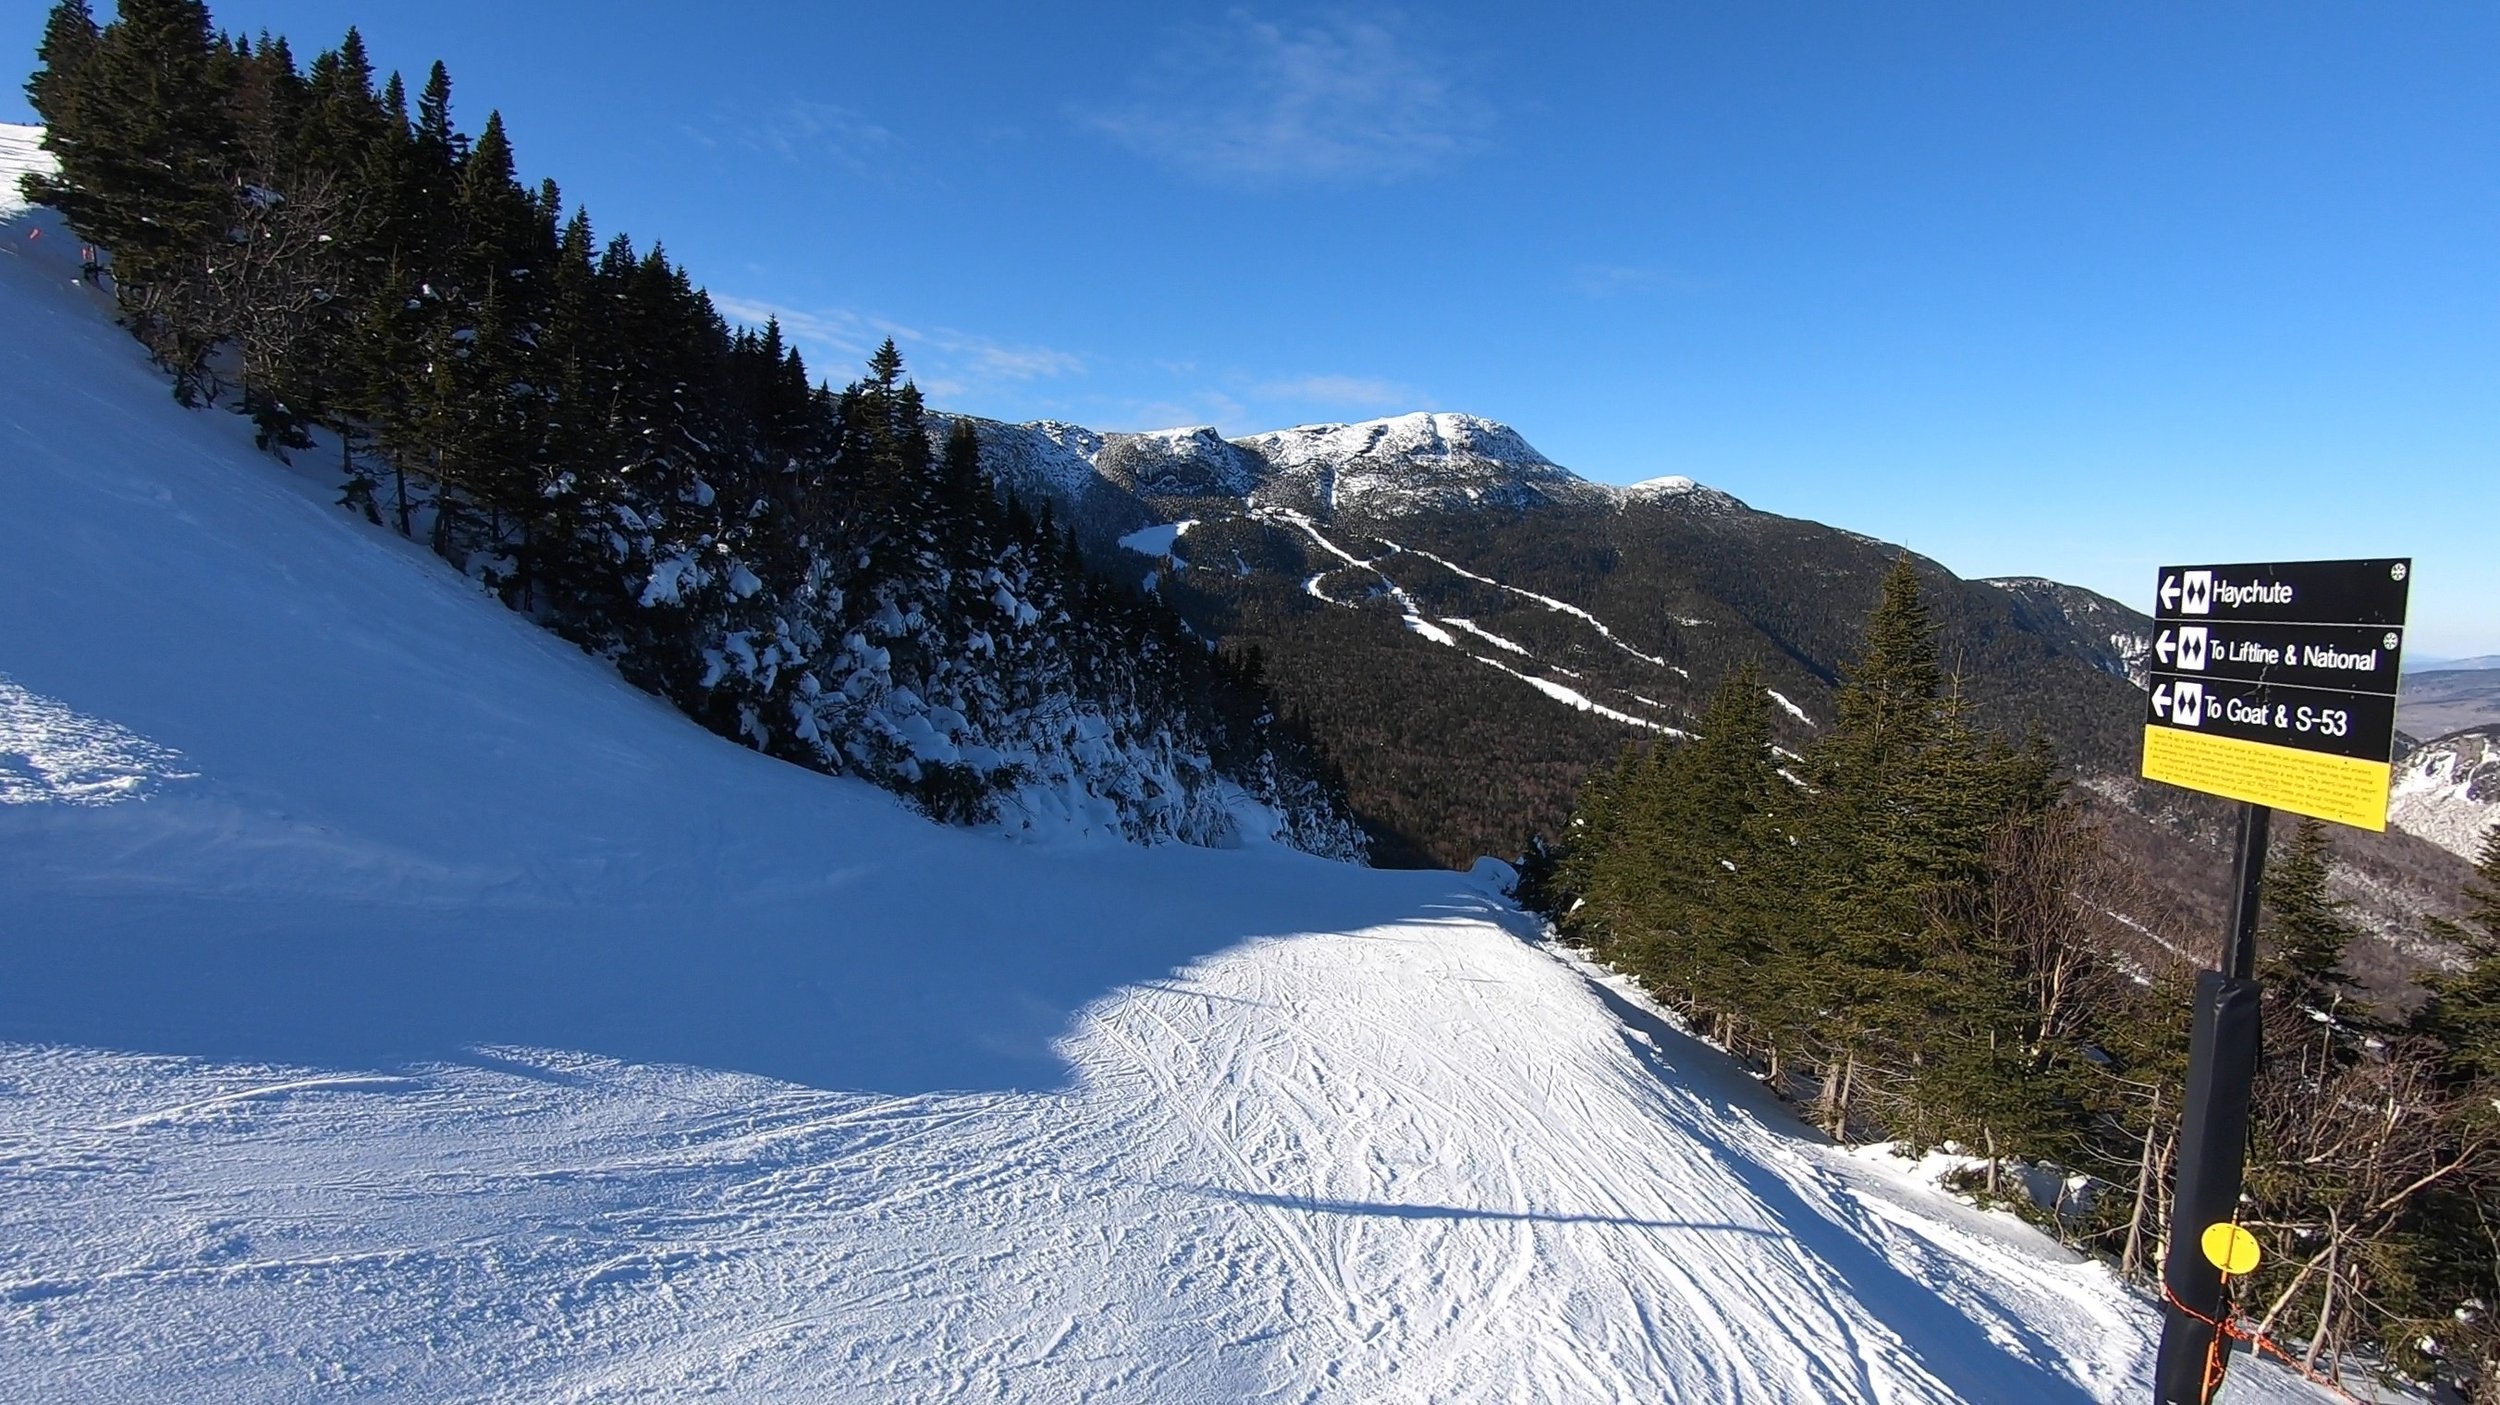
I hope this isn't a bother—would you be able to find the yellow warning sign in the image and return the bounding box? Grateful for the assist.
[2201,1222,2262,1276]
[2142,726,2391,831]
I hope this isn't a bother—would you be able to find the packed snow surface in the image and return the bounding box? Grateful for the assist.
[0,126,2332,1402]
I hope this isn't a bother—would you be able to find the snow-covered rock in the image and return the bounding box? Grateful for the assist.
[1235,411,1602,516]
[2391,726,2500,860]
[939,416,1106,503]
[950,410,1654,525]
[1616,473,1746,513]
[1097,425,1267,499]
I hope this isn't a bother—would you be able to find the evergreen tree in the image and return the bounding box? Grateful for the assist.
[2262,816,2361,1024]
[23,0,99,133]
[291,28,385,182]
[1788,558,1958,1136]
[2421,828,2500,1082]
[27,0,238,385]
[1828,556,1943,764]
[1586,666,1783,1029]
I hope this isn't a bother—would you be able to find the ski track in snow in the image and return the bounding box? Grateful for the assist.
[0,124,2341,1404]
[0,913,2337,1404]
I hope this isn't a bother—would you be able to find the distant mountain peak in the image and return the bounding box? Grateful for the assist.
[1615,474,1745,513]
[949,409,1764,523]
[1240,411,1556,469]
[1226,411,1597,517]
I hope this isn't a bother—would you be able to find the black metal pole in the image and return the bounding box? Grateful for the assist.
[2218,804,2269,983]
[2154,802,2270,1404]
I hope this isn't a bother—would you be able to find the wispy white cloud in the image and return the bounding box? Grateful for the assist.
[1254,372,1415,410]
[716,297,1418,437]
[1102,390,1253,433]
[1082,10,1491,184]
[712,296,1084,398]
[735,99,899,172]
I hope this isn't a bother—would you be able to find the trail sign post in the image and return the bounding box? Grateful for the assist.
[2140,558,2410,832]
[2147,558,2410,1404]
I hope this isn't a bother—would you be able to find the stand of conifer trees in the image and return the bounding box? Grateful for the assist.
[18,0,1363,854]
[1539,557,2500,1397]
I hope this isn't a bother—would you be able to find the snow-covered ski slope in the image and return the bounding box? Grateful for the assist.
[0,137,2331,1403]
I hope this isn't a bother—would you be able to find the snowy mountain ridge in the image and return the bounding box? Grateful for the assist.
[944,409,1725,527]
[1985,576,2158,689]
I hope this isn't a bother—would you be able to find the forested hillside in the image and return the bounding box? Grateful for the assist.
[931,411,2475,987]
[15,0,1362,854]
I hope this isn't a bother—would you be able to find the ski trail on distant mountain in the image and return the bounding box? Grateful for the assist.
[1375,540,1692,676]
[1767,689,1814,726]
[1262,509,1687,733]
[1441,618,1529,656]
[1472,657,1687,735]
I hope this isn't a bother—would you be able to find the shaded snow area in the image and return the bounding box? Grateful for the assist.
[0,146,2334,1403]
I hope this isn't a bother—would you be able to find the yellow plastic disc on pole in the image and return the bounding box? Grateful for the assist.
[2201,1222,2261,1276]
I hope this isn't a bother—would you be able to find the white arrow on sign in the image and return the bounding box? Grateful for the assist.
[2161,575,2181,610]
[2156,629,2175,665]
[2153,682,2172,719]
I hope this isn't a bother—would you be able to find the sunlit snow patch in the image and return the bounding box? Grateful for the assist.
[1116,520,1195,557]
[1442,617,1528,655]
[1474,657,1687,736]
[0,675,198,805]
[0,125,52,218]
[1403,613,1458,647]
[1767,689,1814,726]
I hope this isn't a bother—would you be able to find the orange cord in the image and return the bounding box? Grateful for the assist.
[2160,1275,2373,1404]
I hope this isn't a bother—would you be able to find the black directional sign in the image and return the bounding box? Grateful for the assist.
[2142,558,2411,830]
[2152,558,2410,627]
[2146,675,2399,763]
[2147,621,2403,695]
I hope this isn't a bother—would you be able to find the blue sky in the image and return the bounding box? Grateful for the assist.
[8,2,2496,653]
